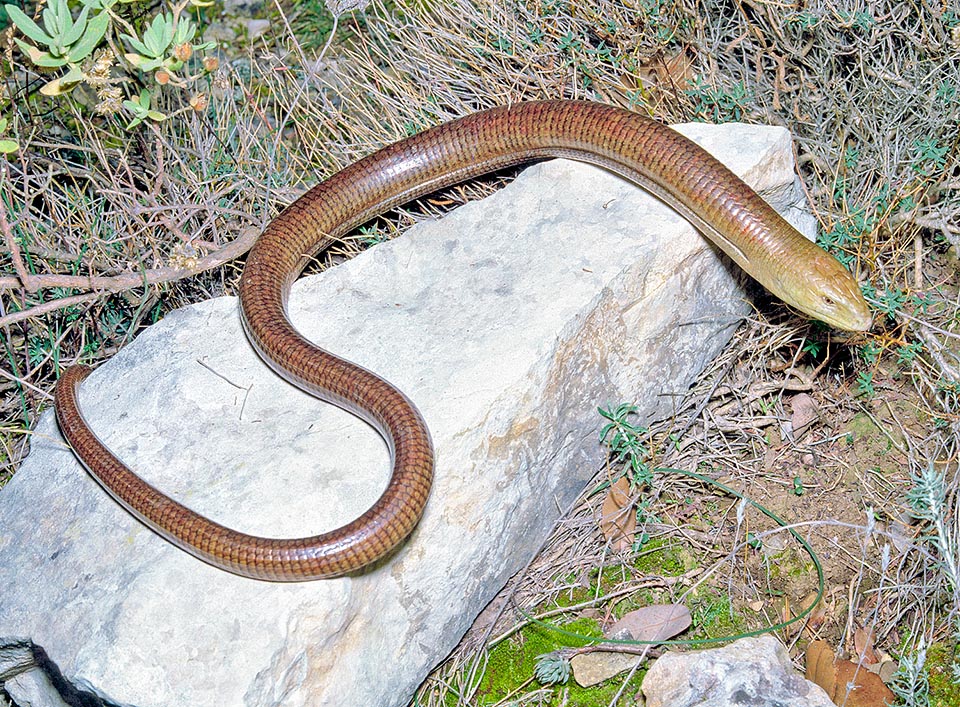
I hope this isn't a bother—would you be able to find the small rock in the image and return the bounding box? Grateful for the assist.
[789,393,819,438]
[571,651,643,687]
[203,21,237,44]
[642,635,834,707]
[245,19,271,39]
[222,0,264,15]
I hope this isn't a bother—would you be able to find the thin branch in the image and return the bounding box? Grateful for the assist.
[0,163,38,293]
[0,227,259,327]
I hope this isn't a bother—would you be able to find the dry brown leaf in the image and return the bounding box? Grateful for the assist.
[806,640,896,706]
[854,626,880,665]
[800,591,827,637]
[610,48,696,113]
[605,604,691,643]
[807,641,837,695]
[635,48,696,90]
[599,477,636,552]
[803,603,829,637]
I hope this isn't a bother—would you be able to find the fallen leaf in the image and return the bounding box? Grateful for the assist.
[608,47,696,112]
[806,640,896,706]
[635,48,696,92]
[600,477,636,552]
[802,602,828,637]
[877,659,898,683]
[605,604,691,643]
[807,641,837,693]
[799,591,827,637]
[854,626,880,665]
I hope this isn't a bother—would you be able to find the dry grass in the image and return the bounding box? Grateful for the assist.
[1,0,958,702]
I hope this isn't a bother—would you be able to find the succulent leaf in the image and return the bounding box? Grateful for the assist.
[172,18,196,44]
[121,33,152,57]
[67,11,109,62]
[61,6,89,47]
[138,56,164,71]
[32,49,70,67]
[42,5,59,37]
[6,5,55,46]
[143,14,172,56]
[40,76,72,95]
[159,14,175,50]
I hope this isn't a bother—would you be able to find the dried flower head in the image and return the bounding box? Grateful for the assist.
[212,66,229,91]
[84,48,114,89]
[94,86,123,115]
[169,242,200,271]
[203,56,219,72]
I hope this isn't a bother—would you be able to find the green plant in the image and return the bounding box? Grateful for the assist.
[856,370,875,397]
[686,76,752,122]
[895,341,924,365]
[598,403,651,481]
[907,466,960,598]
[122,88,165,128]
[533,651,570,685]
[801,338,823,358]
[7,0,110,94]
[891,640,930,707]
[911,137,950,176]
[122,10,213,83]
[859,340,883,365]
[0,118,18,154]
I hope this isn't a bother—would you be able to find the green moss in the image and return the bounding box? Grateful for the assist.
[689,590,754,638]
[476,617,650,706]
[927,642,960,707]
[632,537,695,577]
[552,539,698,621]
[767,547,815,580]
[478,619,597,703]
[846,412,886,445]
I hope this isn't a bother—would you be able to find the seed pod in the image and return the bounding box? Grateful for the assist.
[174,42,193,62]
[190,93,209,111]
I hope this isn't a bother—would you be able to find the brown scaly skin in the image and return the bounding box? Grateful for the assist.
[54,101,871,581]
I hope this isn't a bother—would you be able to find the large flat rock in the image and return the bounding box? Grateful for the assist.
[0,122,814,706]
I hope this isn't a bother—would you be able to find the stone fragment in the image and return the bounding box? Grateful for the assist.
[245,19,271,39]
[571,651,642,687]
[642,635,835,707]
